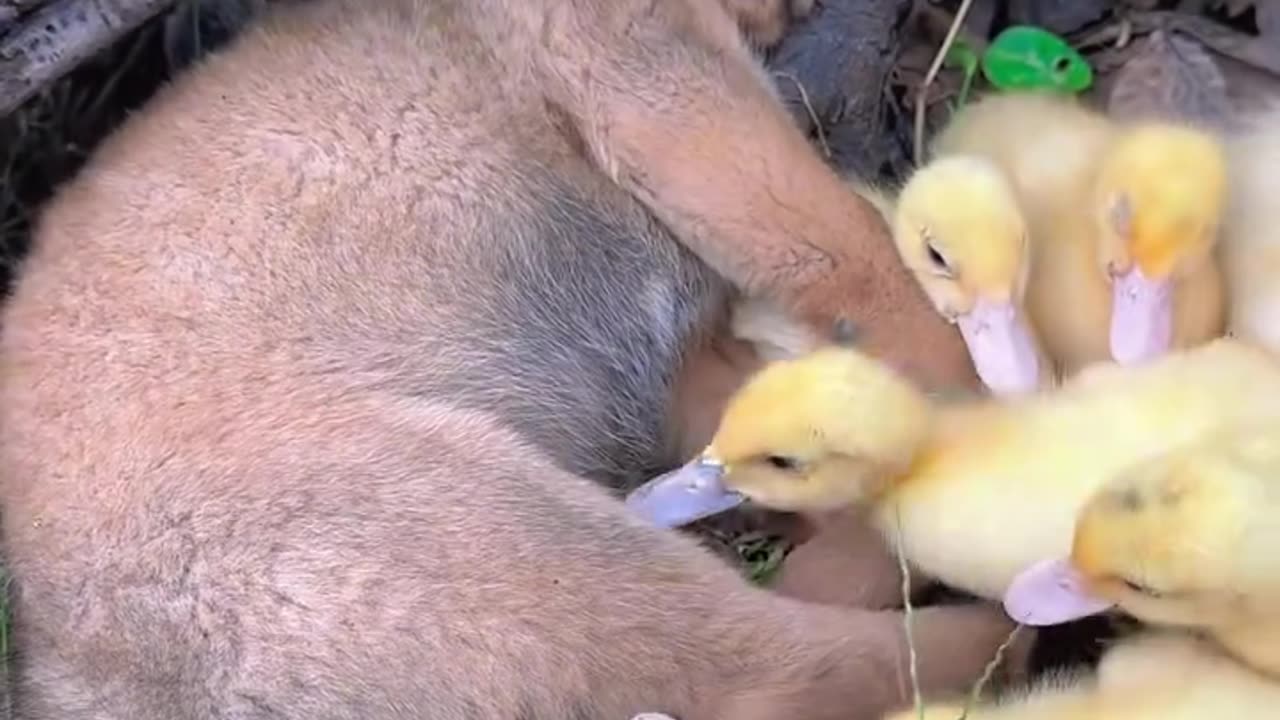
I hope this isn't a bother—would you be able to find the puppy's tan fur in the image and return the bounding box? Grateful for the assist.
[0,1,999,718]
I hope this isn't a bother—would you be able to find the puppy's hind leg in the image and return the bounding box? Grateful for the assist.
[7,396,1024,720]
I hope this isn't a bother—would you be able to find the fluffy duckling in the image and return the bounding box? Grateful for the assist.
[627,346,932,527]
[1220,100,1280,355]
[626,338,1280,604]
[1003,421,1280,678]
[929,92,1113,217]
[890,156,1050,396]
[1091,122,1228,366]
[753,162,1047,399]
[882,631,1280,720]
[926,91,1227,375]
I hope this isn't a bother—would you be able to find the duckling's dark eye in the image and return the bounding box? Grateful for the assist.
[765,455,801,471]
[924,239,950,273]
[1121,578,1161,598]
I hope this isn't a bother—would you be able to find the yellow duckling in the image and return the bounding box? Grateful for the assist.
[625,338,1280,605]
[1220,100,1280,355]
[1090,122,1227,367]
[890,156,1050,396]
[741,166,1048,397]
[1003,421,1280,678]
[733,167,1048,398]
[626,345,932,526]
[882,631,1280,720]
[922,91,1227,376]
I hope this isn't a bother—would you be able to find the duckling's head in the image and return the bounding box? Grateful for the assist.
[625,346,932,528]
[1093,122,1227,366]
[1003,428,1270,629]
[893,155,1042,397]
[1071,431,1268,627]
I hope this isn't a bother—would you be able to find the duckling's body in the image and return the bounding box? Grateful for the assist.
[1049,421,1280,678]
[873,338,1280,601]
[931,92,1113,215]
[1221,100,1280,354]
[930,92,1113,378]
[1216,622,1280,680]
[924,92,1226,376]
[884,632,1280,720]
[626,338,1280,609]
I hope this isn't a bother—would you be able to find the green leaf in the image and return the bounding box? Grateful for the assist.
[944,39,981,108]
[981,25,1094,94]
[735,533,790,587]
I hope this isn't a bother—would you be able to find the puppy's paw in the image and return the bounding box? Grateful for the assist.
[904,603,1038,698]
[771,512,913,610]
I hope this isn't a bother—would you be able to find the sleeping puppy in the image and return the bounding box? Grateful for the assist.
[0,1,1003,718]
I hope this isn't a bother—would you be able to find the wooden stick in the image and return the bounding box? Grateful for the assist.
[1,0,46,31]
[912,0,975,164]
[0,0,175,116]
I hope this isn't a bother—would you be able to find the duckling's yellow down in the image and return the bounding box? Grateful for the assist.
[680,335,1280,605]
[890,155,1052,396]
[1069,421,1280,678]
[925,91,1226,375]
[870,338,1280,601]
[882,632,1280,720]
[1221,99,1280,355]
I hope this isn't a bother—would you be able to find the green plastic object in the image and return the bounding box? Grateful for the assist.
[944,39,981,108]
[980,25,1094,94]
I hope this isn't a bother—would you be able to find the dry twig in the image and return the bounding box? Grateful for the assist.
[912,0,976,164]
[891,507,924,720]
[959,625,1023,720]
[772,70,832,158]
[0,0,175,116]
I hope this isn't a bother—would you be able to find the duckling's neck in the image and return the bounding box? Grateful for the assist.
[1213,616,1280,680]
[903,399,1017,475]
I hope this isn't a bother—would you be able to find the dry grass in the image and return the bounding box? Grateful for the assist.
[890,506,1025,720]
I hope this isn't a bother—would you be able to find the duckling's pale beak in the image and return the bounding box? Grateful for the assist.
[1002,557,1115,626]
[954,297,1041,396]
[624,455,744,528]
[1110,265,1173,365]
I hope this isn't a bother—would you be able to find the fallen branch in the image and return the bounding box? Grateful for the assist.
[765,0,916,181]
[912,0,976,164]
[0,0,45,32]
[0,0,176,116]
